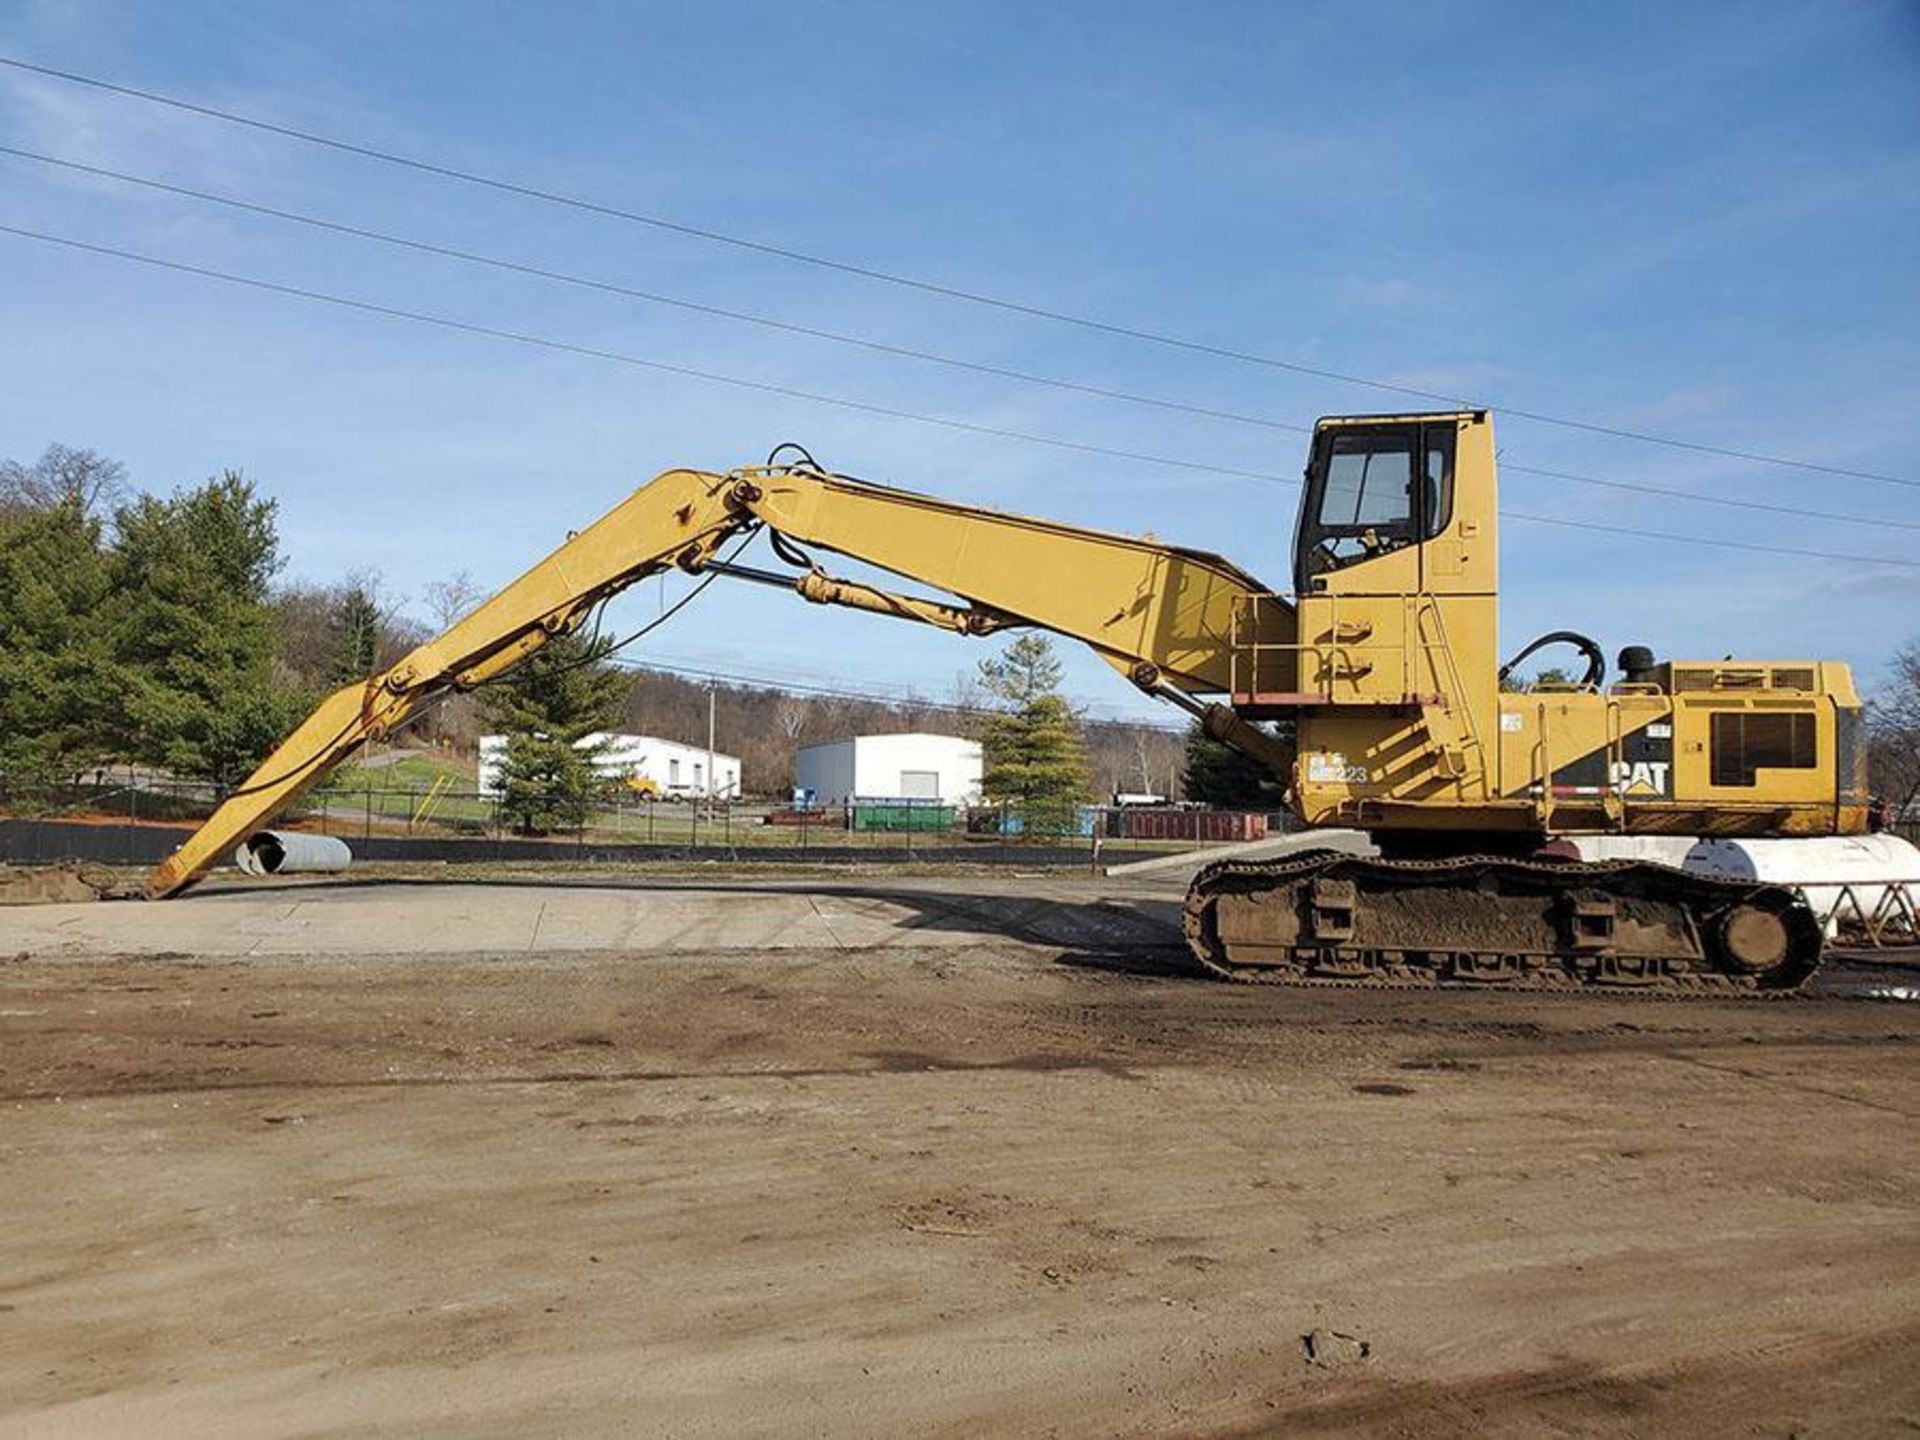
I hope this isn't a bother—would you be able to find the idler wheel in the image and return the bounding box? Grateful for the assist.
[1717,902,1792,975]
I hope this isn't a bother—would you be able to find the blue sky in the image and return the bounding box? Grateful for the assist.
[3,0,1917,721]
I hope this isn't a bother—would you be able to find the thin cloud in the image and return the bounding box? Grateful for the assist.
[1346,276,1421,309]
[1622,384,1737,427]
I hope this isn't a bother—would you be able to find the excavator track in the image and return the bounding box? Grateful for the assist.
[1182,851,1824,995]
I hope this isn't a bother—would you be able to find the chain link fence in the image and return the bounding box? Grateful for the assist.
[8,772,1912,849]
[0,773,1283,866]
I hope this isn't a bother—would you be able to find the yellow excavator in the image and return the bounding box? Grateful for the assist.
[148,411,1879,991]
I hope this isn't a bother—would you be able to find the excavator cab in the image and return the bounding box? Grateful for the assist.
[1293,416,1460,589]
[1264,412,1505,838]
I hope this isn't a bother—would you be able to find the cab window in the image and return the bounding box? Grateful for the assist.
[1295,421,1453,586]
[1423,423,1455,533]
[1323,433,1412,528]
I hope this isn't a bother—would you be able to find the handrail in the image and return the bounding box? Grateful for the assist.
[1234,589,1469,708]
[411,772,453,828]
[1605,698,1625,831]
[1413,594,1481,754]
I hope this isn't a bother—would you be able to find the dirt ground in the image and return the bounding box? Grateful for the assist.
[2,875,1917,1437]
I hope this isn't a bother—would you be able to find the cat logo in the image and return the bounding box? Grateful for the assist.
[1610,759,1671,796]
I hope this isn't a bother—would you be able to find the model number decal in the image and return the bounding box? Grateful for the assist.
[1307,754,1370,784]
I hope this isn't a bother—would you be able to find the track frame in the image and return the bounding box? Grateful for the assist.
[1182,851,1825,994]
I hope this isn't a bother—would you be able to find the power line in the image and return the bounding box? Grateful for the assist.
[7,144,1912,535]
[1,51,1909,490]
[1500,460,1919,532]
[3,220,1917,573]
[0,144,1308,439]
[615,656,1186,734]
[0,223,1288,486]
[1501,507,1917,567]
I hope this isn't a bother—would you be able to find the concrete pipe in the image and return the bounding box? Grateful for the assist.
[234,831,353,876]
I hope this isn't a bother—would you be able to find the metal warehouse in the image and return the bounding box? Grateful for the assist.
[794,733,983,805]
[479,732,741,800]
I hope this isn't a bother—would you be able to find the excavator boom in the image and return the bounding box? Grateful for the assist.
[146,458,1293,898]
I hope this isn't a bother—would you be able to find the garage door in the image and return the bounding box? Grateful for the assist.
[899,769,940,799]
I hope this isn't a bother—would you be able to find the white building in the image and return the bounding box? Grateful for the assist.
[794,733,983,806]
[479,732,741,800]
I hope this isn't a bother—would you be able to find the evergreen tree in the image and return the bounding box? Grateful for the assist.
[976,634,1088,835]
[1181,721,1287,809]
[106,472,307,783]
[327,584,384,684]
[0,498,125,790]
[478,630,629,834]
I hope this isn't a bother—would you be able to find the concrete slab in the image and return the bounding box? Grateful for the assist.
[0,879,1180,958]
[1102,827,1376,883]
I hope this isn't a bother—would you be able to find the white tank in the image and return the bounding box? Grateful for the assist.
[1563,835,1700,869]
[1683,834,1920,937]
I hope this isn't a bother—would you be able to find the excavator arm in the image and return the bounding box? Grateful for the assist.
[146,456,1296,898]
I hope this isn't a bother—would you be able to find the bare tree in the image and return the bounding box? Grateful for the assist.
[423,569,488,631]
[897,685,931,731]
[945,670,985,737]
[775,697,809,741]
[410,574,489,756]
[270,569,425,689]
[809,696,854,744]
[1084,721,1186,801]
[0,444,130,521]
[270,580,343,686]
[344,567,422,664]
[1869,639,1920,824]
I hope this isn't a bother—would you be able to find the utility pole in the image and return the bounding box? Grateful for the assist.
[706,680,717,822]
